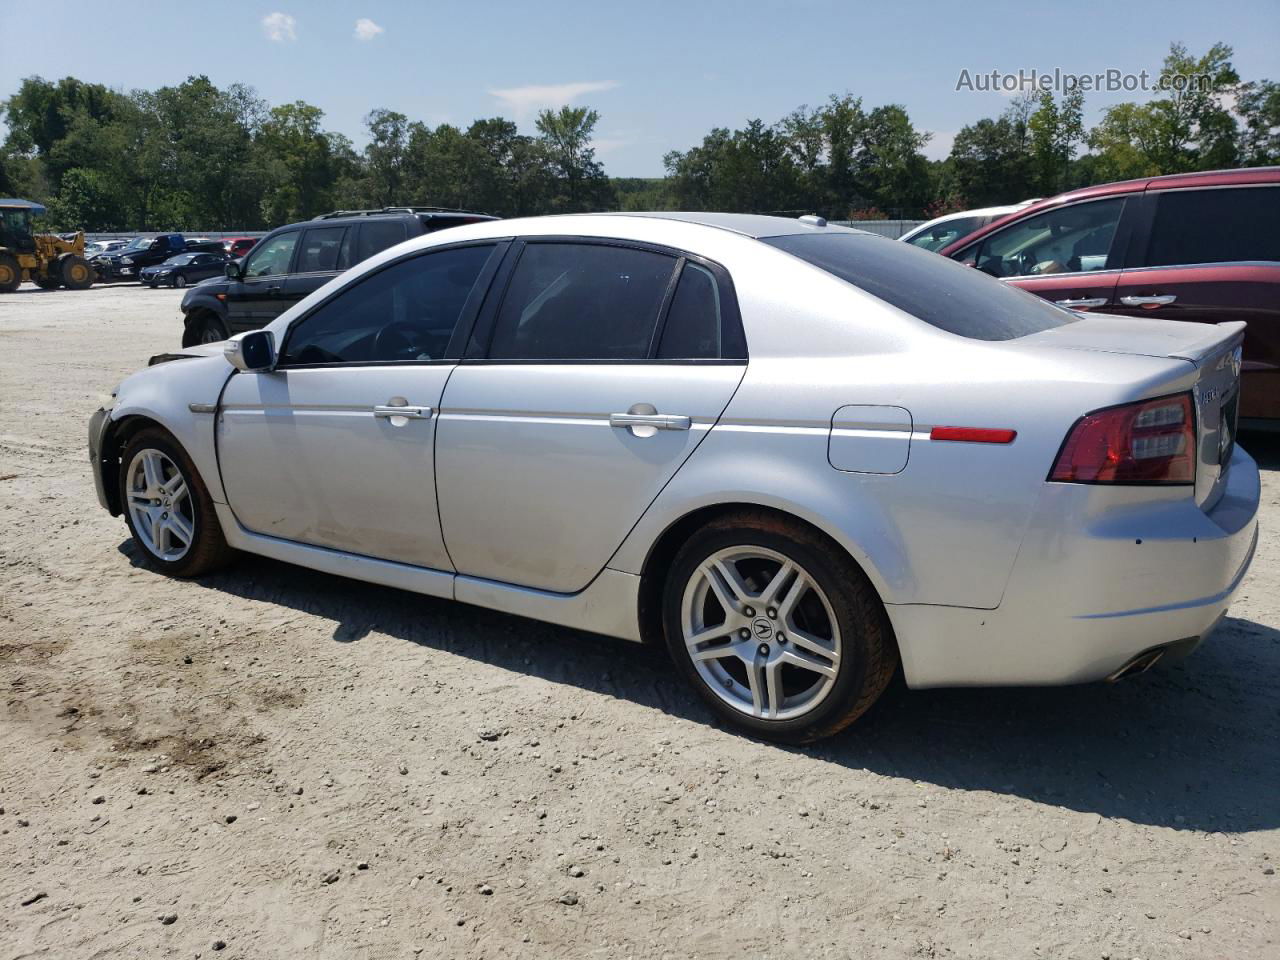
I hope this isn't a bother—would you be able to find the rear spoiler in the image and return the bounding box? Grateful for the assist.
[1168,321,1245,366]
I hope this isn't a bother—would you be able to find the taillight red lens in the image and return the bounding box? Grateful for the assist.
[1049,393,1196,484]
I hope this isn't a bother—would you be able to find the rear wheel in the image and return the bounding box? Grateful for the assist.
[33,271,61,290]
[60,255,93,290]
[0,253,20,292]
[181,312,230,347]
[663,511,898,743]
[119,427,235,577]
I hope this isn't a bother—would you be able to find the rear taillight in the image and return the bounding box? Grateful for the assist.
[1049,392,1196,485]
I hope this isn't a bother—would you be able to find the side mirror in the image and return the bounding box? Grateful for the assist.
[224,260,242,280]
[224,331,276,373]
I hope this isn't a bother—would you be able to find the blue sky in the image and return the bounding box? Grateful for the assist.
[8,0,1279,176]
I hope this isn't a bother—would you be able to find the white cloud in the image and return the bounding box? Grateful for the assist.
[487,81,617,118]
[354,18,384,41]
[261,12,297,42]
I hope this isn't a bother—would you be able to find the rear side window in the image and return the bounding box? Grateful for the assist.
[657,263,721,359]
[356,220,409,262]
[1144,186,1280,267]
[764,232,1076,341]
[488,243,678,360]
[297,226,347,273]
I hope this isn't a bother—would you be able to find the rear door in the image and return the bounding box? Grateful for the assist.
[225,229,300,332]
[280,225,350,315]
[434,239,747,592]
[955,196,1134,312]
[1114,184,1280,420]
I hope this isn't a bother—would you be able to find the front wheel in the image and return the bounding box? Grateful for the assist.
[0,253,20,292]
[174,274,187,288]
[663,511,898,743]
[60,254,93,290]
[119,427,235,577]
[181,313,229,347]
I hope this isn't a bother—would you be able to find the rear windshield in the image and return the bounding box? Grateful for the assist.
[763,232,1076,341]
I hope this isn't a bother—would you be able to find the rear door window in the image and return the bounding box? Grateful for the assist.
[487,243,679,360]
[297,226,347,273]
[765,231,1076,341]
[356,220,409,263]
[1144,186,1280,267]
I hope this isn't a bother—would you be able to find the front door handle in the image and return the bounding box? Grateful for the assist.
[1054,297,1108,309]
[1120,294,1177,307]
[609,412,692,431]
[374,404,433,419]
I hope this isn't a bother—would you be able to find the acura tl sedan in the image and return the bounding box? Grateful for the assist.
[88,213,1260,742]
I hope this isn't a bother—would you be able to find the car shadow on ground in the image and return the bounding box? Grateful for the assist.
[119,528,1280,836]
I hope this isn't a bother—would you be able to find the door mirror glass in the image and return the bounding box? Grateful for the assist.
[224,331,276,372]
[224,260,242,280]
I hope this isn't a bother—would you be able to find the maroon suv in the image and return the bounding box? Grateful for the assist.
[940,167,1280,424]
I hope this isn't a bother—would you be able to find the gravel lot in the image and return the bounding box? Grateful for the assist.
[1,284,1278,959]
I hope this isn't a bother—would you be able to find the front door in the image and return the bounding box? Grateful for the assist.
[957,196,1133,313]
[435,240,747,593]
[217,242,504,568]
[225,229,299,332]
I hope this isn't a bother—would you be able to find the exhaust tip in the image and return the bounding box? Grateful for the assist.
[1106,648,1166,683]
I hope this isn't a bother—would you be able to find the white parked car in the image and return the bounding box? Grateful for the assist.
[900,200,1040,251]
[88,213,1259,742]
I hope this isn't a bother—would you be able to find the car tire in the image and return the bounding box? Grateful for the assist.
[33,272,62,290]
[59,254,93,290]
[0,252,20,292]
[174,274,187,288]
[118,427,236,578]
[181,313,230,347]
[662,510,898,743]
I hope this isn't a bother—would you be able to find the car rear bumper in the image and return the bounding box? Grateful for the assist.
[889,444,1261,687]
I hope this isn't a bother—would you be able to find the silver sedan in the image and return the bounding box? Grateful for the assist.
[88,213,1260,742]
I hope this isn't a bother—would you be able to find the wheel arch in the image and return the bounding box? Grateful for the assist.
[633,500,896,648]
[96,414,175,515]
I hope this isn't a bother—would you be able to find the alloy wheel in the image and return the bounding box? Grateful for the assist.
[680,546,842,721]
[125,449,195,562]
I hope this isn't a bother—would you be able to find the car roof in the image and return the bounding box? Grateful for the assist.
[608,211,869,238]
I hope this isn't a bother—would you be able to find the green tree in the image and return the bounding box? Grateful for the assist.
[1237,79,1280,165]
[535,106,612,212]
[1028,87,1085,195]
[362,109,410,207]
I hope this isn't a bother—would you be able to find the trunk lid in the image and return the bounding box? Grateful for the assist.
[1030,315,1245,509]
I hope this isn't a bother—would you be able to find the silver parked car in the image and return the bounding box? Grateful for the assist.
[88,213,1260,742]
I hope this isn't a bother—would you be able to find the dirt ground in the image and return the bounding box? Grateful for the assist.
[1,283,1277,960]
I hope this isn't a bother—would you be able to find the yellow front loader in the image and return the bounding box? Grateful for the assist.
[0,198,94,292]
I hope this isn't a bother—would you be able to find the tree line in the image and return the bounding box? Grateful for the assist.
[1,41,1274,233]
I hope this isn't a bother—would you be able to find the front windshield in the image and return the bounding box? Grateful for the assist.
[904,215,984,252]
[166,254,196,265]
[120,237,151,252]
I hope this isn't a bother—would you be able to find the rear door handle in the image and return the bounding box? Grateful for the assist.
[1054,297,1108,309]
[1120,294,1177,307]
[373,404,433,419]
[609,413,691,431]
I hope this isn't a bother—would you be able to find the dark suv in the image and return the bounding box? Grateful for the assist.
[178,208,497,345]
[939,167,1280,425]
